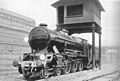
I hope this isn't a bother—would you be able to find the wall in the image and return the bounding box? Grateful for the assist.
[101,47,120,65]
[64,0,94,24]
[93,0,101,26]
[0,8,35,75]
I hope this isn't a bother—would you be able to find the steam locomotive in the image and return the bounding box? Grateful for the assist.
[13,24,99,79]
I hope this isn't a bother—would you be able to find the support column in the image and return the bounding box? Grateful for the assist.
[92,24,95,70]
[99,31,102,69]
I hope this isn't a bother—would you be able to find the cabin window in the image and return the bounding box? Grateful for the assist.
[67,4,83,17]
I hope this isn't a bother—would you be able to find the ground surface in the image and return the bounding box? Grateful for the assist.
[0,64,120,81]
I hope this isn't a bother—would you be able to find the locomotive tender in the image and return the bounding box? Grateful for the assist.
[13,24,99,79]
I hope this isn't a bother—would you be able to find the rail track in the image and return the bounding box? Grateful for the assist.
[83,70,120,81]
[14,70,120,81]
[1,66,120,81]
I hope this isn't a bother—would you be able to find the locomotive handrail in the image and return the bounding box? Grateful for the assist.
[65,49,83,53]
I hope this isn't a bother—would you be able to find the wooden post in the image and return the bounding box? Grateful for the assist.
[99,31,102,69]
[92,24,95,70]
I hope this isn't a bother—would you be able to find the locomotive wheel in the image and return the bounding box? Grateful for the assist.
[77,61,83,71]
[54,67,61,76]
[95,61,99,70]
[23,71,30,79]
[24,75,30,79]
[43,69,49,78]
[87,63,92,69]
[39,69,44,78]
[62,63,71,74]
[71,62,78,73]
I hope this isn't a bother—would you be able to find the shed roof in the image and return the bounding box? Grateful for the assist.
[52,0,104,11]
[96,0,105,11]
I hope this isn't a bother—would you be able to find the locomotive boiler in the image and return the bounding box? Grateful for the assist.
[13,24,99,79]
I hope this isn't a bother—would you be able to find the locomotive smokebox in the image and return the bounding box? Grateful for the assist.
[29,27,50,50]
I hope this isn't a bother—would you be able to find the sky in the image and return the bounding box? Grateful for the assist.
[0,0,119,46]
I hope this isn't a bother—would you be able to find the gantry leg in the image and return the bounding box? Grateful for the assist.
[99,32,102,69]
[92,24,95,70]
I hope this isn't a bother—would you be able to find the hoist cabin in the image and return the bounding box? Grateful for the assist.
[52,0,104,32]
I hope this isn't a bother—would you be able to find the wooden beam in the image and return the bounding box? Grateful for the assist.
[57,22,101,34]
[99,31,102,69]
[92,23,95,70]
